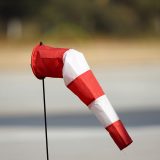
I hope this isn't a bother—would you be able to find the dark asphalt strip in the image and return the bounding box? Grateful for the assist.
[0,109,160,128]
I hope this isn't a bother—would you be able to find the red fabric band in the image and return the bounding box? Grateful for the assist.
[67,70,104,106]
[31,44,68,79]
[106,120,133,150]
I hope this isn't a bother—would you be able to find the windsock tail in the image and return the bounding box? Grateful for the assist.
[106,120,133,150]
[62,49,133,150]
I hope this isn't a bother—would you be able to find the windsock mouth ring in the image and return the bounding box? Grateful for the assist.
[31,43,45,79]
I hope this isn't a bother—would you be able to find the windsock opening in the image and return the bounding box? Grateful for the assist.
[31,43,133,150]
[31,42,68,79]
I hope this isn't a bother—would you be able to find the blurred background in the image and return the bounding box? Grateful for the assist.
[0,0,160,160]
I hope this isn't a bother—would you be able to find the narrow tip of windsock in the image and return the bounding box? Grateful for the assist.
[106,120,133,150]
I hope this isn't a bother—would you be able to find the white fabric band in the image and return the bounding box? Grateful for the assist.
[89,95,119,127]
[62,49,90,86]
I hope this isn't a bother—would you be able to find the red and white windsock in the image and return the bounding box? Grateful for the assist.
[31,43,133,150]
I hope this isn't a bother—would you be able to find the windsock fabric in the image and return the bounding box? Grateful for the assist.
[31,43,133,150]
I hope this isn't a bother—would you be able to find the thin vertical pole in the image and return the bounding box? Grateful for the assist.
[42,79,49,160]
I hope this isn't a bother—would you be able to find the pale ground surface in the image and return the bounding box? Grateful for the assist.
[0,126,160,160]
[0,39,160,160]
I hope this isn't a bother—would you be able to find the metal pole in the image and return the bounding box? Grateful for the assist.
[42,79,49,160]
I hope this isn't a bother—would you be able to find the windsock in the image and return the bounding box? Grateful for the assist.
[31,43,132,150]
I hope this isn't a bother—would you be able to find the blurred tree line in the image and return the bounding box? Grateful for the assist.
[0,0,160,38]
